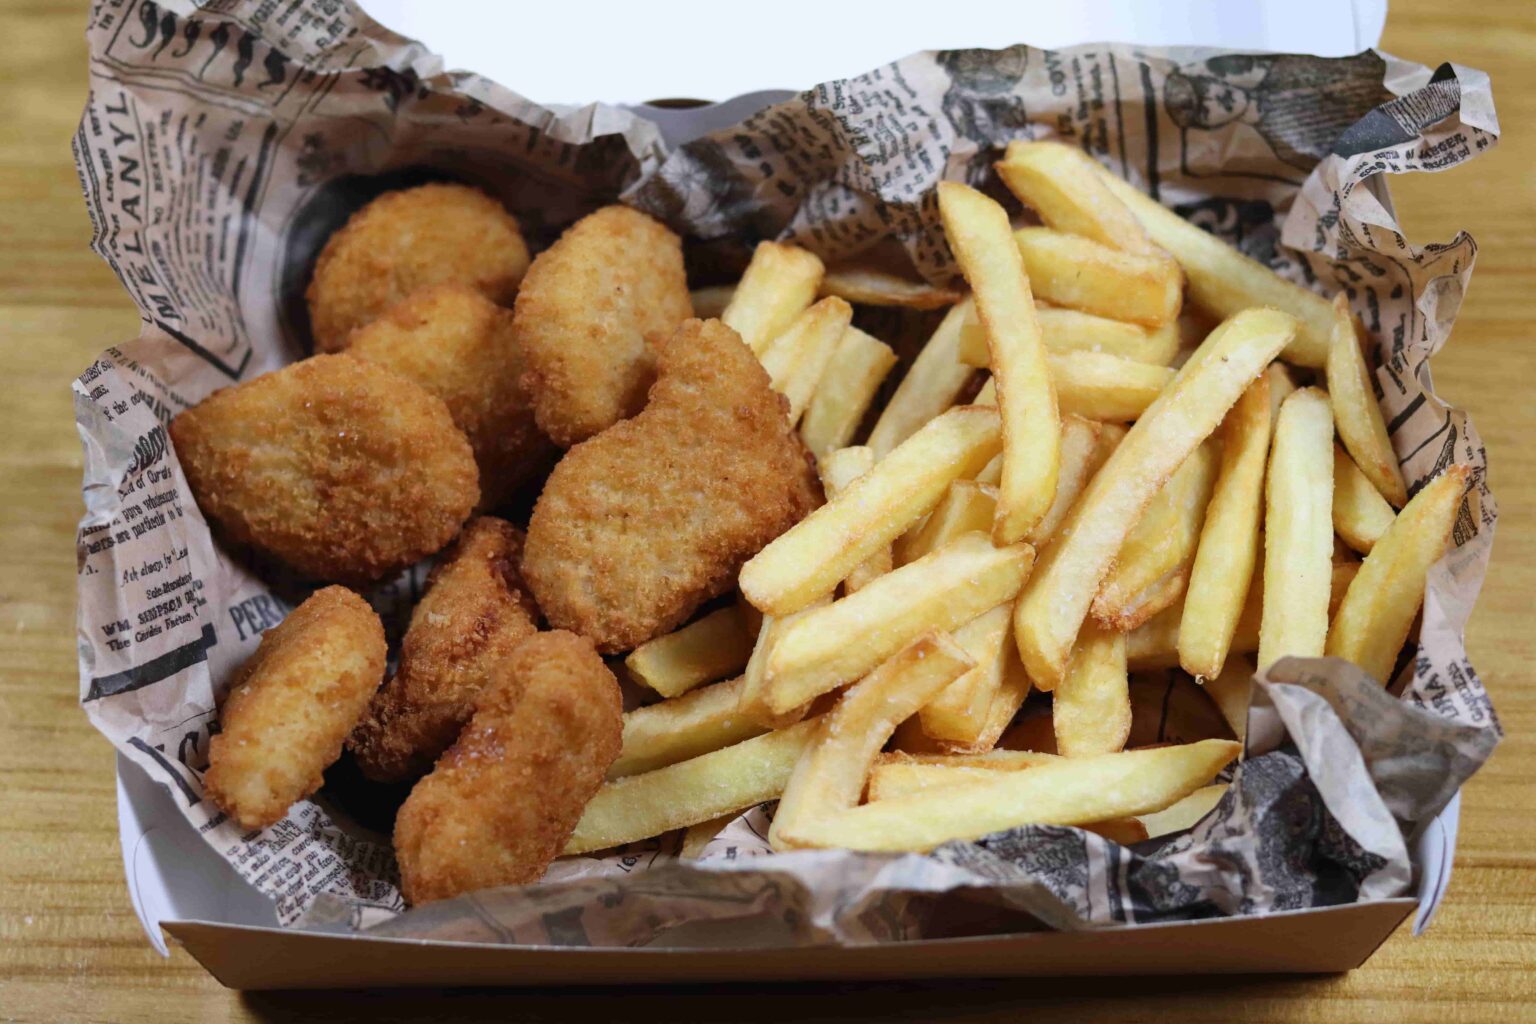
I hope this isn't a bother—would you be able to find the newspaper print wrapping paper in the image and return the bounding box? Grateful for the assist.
[72,0,1500,940]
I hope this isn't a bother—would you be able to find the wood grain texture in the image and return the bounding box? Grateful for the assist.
[1,1,1532,1020]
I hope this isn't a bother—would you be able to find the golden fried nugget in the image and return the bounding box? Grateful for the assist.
[307,183,531,352]
[512,206,691,446]
[170,355,478,585]
[205,586,386,830]
[394,631,623,904]
[522,318,822,653]
[345,284,556,510]
[348,517,540,783]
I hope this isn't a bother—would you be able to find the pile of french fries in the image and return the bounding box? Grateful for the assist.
[567,140,1470,859]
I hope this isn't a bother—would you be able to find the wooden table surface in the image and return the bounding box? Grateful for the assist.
[3,2,1532,1020]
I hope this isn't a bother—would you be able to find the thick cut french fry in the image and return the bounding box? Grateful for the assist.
[1327,295,1407,507]
[1327,465,1469,682]
[1014,307,1297,689]
[1260,387,1336,667]
[763,533,1034,714]
[624,604,754,699]
[788,740,1241,852]
[818,446,890,593]
[1092,442,1219,630]
[1054,620,1130,756]
[1144,320,1183,367]
[1028,415,1106,546]
[800,327,898,456]
[741,405,1002,615]
[1137,784,1227,839]
[1201,656,1254,744]
[866,298,979,458]
[680,811,740,859]
[941,638,1032,754]
[1334,444,1397,554]
[1096,169,1334,367]
[960,305,1175,366]
[917,602,1015,744]
[609,676,765,779]
[566,720,819,854]
[973,453,1003,486]
[819,266,962,309]
[736,598,828,727]
[895,479,997,565]
[690,284,736,320]
[1266,362,1298,418]
[974,354,1172,424]
[1178,375,1273,678]
[771,633,972,850]
[720,242,824,354]
[1013,227,1182,327]
[938,182,1061,544]
[758,296,853,424]
[996,140,1162,255]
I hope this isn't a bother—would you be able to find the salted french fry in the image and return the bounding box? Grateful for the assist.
[819,265,962,309]
[1144,320,1182,367]
[741,405,1002,615]
[680,812,740,859]
[1137,784,1227,839]
[961,305,1176,366]
[874,749,1061,770]
[800,327,898,456]
[866,298,979,459]
[867,758,1055,802]
[1013,308,1296,689]
[624,605,754,699]
[917,602,1015,744]
[1266,362,1298,417]
[1092,442,1219,630]
[566,719,820,854]
[1259,387,1336,667]
[895,479,996,565]
[758,296,853,424]
[763,533,1034,714]
[771,633,972,850]
[609,676,766,779]
[973,453,1003,486]
[1327,295,1407,506]
[721,242,825,354]
[1049,351,1175,421]
[818,446,890,593]
[1054,621,1130,757]
[1096,168,1334,368]
[1178,375,1273,678]
[788,740,1241,852]
[736,598,828,727]
[996,140,1162,255]
[938,182,1061,544]
[690,284,736,320]
[1027,415,1105,546]
[1334,444,1397,554]
[1327,465,1469,682]
[1013,227,1182,327]
[1201,656,1254,744]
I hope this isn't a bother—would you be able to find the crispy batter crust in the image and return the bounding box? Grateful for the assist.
[393,631,622,905]
[204,586,386,830]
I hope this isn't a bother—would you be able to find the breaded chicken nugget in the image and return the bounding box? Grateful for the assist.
[170,354,478,585]
[348,517,540,783]
[512,206,691,446]
[205,586,386,830]
[522,318,822,653]
[307,183,531,353]
[394,630,622,904]
[345,284,556,510]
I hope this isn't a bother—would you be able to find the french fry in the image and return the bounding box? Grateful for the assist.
[975,353,1174,422]
[938,182,1061,544]
[1027,415,1105,546]
[680,812,740,859]
[1013,227,1182,327]
[788,740,1241,852]
[770,633,973,850]
[1327,465,1469,682]
[736,598,828,727]
[624,604,754,699]
[741,405,1002,615]
[973,453,1003,486]
[1054,620,1131,756]
[874,749,1061,770]
[895,479,997,565]
[799,327,898,456]
[818,446,890,593]
[758,296,853,424]
[1259,387,1336,666]
[1327,295,1407,506]
[1201,656,1254,744]
[1331,561,1361,618]
[1092,442,1219,630]
[995,140,1162,255]
[917,602,1015,744]
[1014,307,1297,690]
[1178,375,1273,678]
[609,676,766,779]
[763,533,1034,714]
[819,265,962,309]
[690,284,736,320]
[1266,362,1298,417]
[1137,784,1227,839]
[866,298,979,458]
[1144,320,1182,367]
[566,719,820,854]
[1334,444,1397,554]
[721,241,825,354]
[1096,168,1334,368]
[960,305,1176,366]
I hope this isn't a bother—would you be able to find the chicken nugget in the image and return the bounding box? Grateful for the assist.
[307,183,531,352]
[394,630,622,904]
[170,354,478,585]
[512,206,691,446]
[345,284,556,509]
[522,318,822,653]
[348,517,540,783]
[205,586,386,830]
